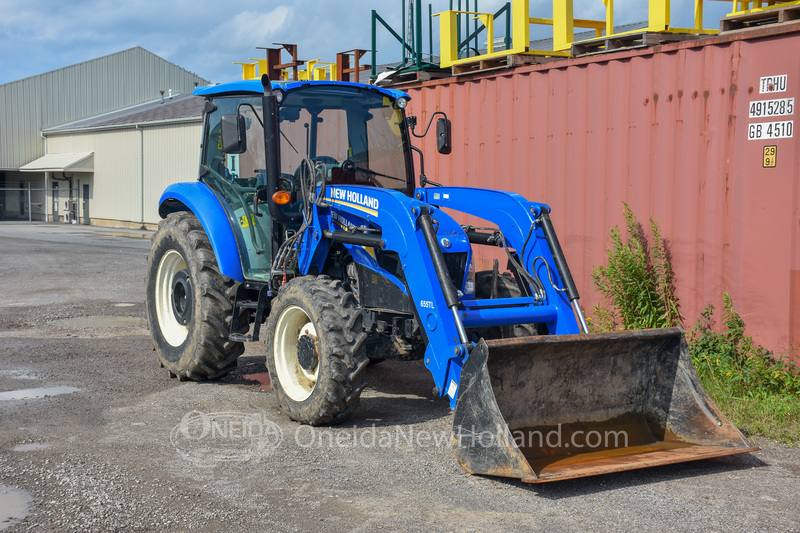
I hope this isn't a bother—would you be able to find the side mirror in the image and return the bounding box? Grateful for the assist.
[221,114,246,154]
[436,117,452,154]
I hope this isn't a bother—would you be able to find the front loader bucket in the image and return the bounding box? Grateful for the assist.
[452,328,758,483]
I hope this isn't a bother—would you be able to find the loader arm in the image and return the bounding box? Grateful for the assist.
[299,185,469,405]
[297,185,584,407]
[418,186,581,335]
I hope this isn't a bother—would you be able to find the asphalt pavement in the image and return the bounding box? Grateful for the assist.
[0,222,798,532]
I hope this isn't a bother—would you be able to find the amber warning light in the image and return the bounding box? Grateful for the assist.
[273,191,292,205]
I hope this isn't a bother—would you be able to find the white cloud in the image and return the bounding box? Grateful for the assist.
[0,0,741,86]
[217,7,291,48]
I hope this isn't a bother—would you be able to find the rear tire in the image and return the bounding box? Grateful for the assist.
[146,211,245,380]
[265,276,368,425]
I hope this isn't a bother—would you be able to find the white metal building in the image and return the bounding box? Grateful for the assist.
[1,47,209,226]
[30,94,204,228]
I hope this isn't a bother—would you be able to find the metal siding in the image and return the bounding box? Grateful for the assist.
[403,26,800,358]
[46,122,201,225]
[0,47,208,170]
[142,123,203,223]
[47,130,143,223]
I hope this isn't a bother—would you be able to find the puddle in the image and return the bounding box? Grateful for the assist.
[11,443,51,452]
[0,386,80,401]
[50,316,145,329]
[243,373,273,392]
[0,486,32,531]
[0,370,37,380]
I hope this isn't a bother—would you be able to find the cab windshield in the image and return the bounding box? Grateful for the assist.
[277,85,413,193]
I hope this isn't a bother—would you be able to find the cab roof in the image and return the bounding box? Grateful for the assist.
[193,79,409,101]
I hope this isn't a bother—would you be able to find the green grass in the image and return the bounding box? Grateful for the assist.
[697,373,800,446]
[591,202,681,331]
[689,294,800,446]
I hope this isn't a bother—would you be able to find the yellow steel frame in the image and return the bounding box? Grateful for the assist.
[436,0,571,69]
[437,0,723,67]
[560,0,720,51]
[236,58,337,81]
[724,0,800,15]
[296,60,337,81]
[235,61,258,80]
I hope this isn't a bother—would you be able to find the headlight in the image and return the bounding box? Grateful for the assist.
[274,88,285,104]
[464,260,475,294]
[394,97,409,109]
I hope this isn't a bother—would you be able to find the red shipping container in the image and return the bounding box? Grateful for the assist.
[402,23,800,362]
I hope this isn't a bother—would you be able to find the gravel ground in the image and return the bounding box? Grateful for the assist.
[0,222,798,532]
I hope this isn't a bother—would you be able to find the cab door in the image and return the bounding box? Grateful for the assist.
[200,96,273,280]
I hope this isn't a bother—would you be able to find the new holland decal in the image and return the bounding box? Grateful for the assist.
[326,188,379,216]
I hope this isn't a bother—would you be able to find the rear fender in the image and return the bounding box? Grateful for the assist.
[158,182,244,282]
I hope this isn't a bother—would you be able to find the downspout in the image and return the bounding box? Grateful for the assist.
[136,124,144,225]
[41,132,48,222]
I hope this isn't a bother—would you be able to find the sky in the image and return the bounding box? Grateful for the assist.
[0,0,734,86]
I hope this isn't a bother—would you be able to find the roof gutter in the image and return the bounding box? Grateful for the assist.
[42,116,202,136]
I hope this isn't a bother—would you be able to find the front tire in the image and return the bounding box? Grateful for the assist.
[146,211,245,380]
[265,276,368,425]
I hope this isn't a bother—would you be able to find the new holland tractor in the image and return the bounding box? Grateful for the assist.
[146,75,756,482]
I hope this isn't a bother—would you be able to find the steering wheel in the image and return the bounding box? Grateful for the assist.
[279,173,297,192]
[203,164,257,204]
[293,156,340,183]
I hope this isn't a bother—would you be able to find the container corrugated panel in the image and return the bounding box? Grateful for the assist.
[402,24,800,360]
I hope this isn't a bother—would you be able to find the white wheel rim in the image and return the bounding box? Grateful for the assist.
[155,250,189,347]
[273,305,318,402]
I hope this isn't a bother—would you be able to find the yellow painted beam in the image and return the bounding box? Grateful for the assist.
[649,0,671,31]
[474,14,495,55]
[730,0,799,14]
[553,0,575,51]
[446,48,569,68]
[695,0,704,29]
[512,0,530,53]
[234,62,257,80]
[604,0,614,36]
[248,58,269,79]
[434,11,460,68]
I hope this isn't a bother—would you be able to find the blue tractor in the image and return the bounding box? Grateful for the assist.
[146,76,756,482]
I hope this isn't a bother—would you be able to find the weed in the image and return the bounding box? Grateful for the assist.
[689,293,800,445]
[592,205,800,445]
[592,202,681,331]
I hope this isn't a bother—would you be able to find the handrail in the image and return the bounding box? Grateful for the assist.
[437,0,722,68]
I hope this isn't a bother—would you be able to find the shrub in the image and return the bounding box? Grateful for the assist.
[689,293,800,399]
[689,293,800,445]
[591,203,681,331]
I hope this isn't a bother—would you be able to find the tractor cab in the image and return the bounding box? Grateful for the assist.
[195,80,415,281]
